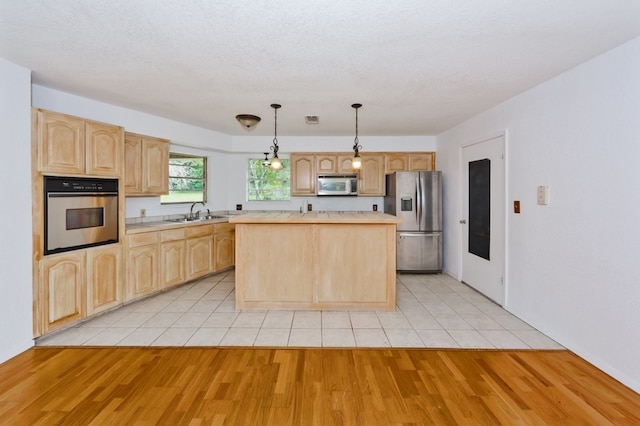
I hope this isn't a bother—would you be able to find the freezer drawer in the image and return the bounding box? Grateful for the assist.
[397,232,442,273]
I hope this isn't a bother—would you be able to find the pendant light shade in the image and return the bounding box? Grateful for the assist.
[351,103,363,170]
[269,104,283,170]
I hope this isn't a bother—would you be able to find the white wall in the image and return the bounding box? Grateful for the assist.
[0,59,34,362]
[437,37,640,392]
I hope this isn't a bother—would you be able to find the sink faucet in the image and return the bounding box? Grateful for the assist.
[190,202,205,219]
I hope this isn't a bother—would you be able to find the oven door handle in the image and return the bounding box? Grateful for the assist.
[47,192,118,198]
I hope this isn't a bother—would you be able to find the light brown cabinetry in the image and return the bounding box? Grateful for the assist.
[358,154,385,196]
[316,154,354,174]
[126,233,159,300]
[233,215,398,311]
[186,225,214,280]
[39,252,86,333]
[290,154,316,196]
[35,109,123,176]
[86,245,123,316]
[385,152,435,174]
[159,228,186,289]
[213,223,235,271]
[124,132,169,196]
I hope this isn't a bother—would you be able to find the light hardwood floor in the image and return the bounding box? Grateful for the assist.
[1,347,638,425]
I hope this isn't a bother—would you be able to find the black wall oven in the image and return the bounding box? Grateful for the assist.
[44,176,119,255]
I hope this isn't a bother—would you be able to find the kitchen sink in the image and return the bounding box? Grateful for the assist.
[165,215,227,223]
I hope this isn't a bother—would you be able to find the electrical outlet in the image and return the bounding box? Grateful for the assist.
[307,203,312,212]
[537,186,549,205]
[140,208,146,218]
[373,204,378,212]
[236,204,242,211]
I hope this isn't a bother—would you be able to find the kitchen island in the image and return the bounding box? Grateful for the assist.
[228,211,401,311]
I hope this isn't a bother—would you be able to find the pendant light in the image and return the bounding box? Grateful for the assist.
[261,152,270,166]
[351,103,363,169]
[269,104,283,170]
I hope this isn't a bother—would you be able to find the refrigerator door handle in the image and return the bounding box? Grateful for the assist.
[416,176,422,227]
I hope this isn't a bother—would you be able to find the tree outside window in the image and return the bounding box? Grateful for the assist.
[161,153,207,204]
[247,158,290,201]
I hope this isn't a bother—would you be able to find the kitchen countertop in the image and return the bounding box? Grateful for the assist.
[228,211,401,224]
[125,216,230,234]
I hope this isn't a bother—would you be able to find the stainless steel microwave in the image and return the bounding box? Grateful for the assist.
[317,175,358,196]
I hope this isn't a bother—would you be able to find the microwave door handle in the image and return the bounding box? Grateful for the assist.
[346,179,350,194]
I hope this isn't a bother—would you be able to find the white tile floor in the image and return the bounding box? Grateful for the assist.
[36,271,564,349]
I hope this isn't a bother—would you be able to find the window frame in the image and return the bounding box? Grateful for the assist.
[160,152,208,205]
[247,157,291,201]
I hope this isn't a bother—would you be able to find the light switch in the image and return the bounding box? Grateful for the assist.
[537,186,549,205]
[514,200,520,214]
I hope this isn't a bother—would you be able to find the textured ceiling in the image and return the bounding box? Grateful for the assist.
[1,1,640,136]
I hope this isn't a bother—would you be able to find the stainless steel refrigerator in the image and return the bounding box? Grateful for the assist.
[384,171,442,273]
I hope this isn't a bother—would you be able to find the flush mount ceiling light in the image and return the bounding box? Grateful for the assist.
[235,114,261,130]
[351,103,363,169]
[268,104,283,170]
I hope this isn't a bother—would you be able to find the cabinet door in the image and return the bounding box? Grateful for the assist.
[85,121,123,176]
[358,155,385,196]
[86,245,123,316]
[214,231,235,271]
[142,138,169,194]
[290,154,316,196]
[124,135,142,194]
[186,236,214,280]
[385,153,408,174]
[337,155,354,173]
[126,244,158,300]
[316,155,337,174]
[408,153,435,171]
[160,240,186,288]
[40,252,86,333]
[37,110,85,174]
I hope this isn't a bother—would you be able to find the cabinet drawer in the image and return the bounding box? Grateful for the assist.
[160,228,186,242]
[186,224,213,238]
[214,223,235,234]
[127,232,158,247]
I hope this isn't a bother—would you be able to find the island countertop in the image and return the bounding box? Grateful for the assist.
[228,211,401,224]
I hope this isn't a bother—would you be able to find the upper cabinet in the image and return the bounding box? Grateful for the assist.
[358,154,385,196]
[35,109,123,177]
[124,132,169,196]
[291,151,436,197]
[385,152,435,174]
[290,154,316,196]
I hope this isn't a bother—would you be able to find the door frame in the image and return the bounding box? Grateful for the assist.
[457,130,509,306]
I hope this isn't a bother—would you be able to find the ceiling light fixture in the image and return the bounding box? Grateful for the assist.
[351,103,363,169]
[235,114,261,130]
[269,104,283,170]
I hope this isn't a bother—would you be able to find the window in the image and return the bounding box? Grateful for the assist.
[247,158,290,201]
[161,153,207,204]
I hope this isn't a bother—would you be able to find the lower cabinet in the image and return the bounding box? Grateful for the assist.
[39,251,86,334]
[186,233,214,280]
[214,223,235,271]
[159,228,187,289]
[86,245,123,316]
[126,233,159,300]
[160,240,186,289]
[38,244,123,334]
